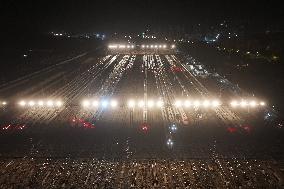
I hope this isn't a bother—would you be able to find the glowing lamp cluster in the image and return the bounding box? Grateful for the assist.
[127,99,164,108]
[174,99,221,108]
[1,101,7,106]
[141,44,167,49]
[108,44,135,49]
[82,99,118,108]
[230,100,266,108]
[18,99,63,108]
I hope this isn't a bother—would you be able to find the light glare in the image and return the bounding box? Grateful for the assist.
[148,100,154,108]
[110,100,117,108]
[249,101,256,107]
[240,101,247,107]
[47,100,54,107]
[38,100,44,106]
[156,100,164,107]
[212,100,220,107]
[19,101,26,106]
[92,100,99,107]
[82,100,90,107]
[138,100,144,108]
[203,100,210,107]
[185,100,191,107]
[56,101,62,107]
[28,101,35,106]
[174,100,182,107]
[194,100,200,107]
[260,101,265,106]
[128,100,135,108]
[231,101,238,107]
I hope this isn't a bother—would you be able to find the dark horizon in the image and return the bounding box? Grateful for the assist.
[1,0,284,35]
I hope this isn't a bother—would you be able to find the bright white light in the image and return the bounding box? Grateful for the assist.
[119,45,126,49]
[146,45,149,48]
[110,100,117,108]
[203,100,210,107]
[150,45,154,48]
[148,100,154,108]
[19,101,26,106]
[171,44,176,49]
[185,100,191,107]
[138,100,144,108]
[141,45,145,48]
[38,100,44,106]
[56,101,62,107]
[154,45,158,48]
[92,100,99,107]
[240,100,248,107]
[230,101,238,107]
[47,100,54,107]
[167,138,174,146]
[249,101,257,107]
[28,101,35,107]
[174,100,182,107]
[82,100,90,107]
[163,45,167,48]
[260,101,265,106]
[128,100,135,108]
[131,45,134,48]
[101,100,108,108]
[108,45,117,49]
[193,100,200,107]
[170,124,177,132]
[159,45,162,48]
[127,45,130,48]
[156,100,164,107]
[2,101,7,105]
[212,100,220,107]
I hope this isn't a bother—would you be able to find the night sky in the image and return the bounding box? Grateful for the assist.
[1,0,283,35]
